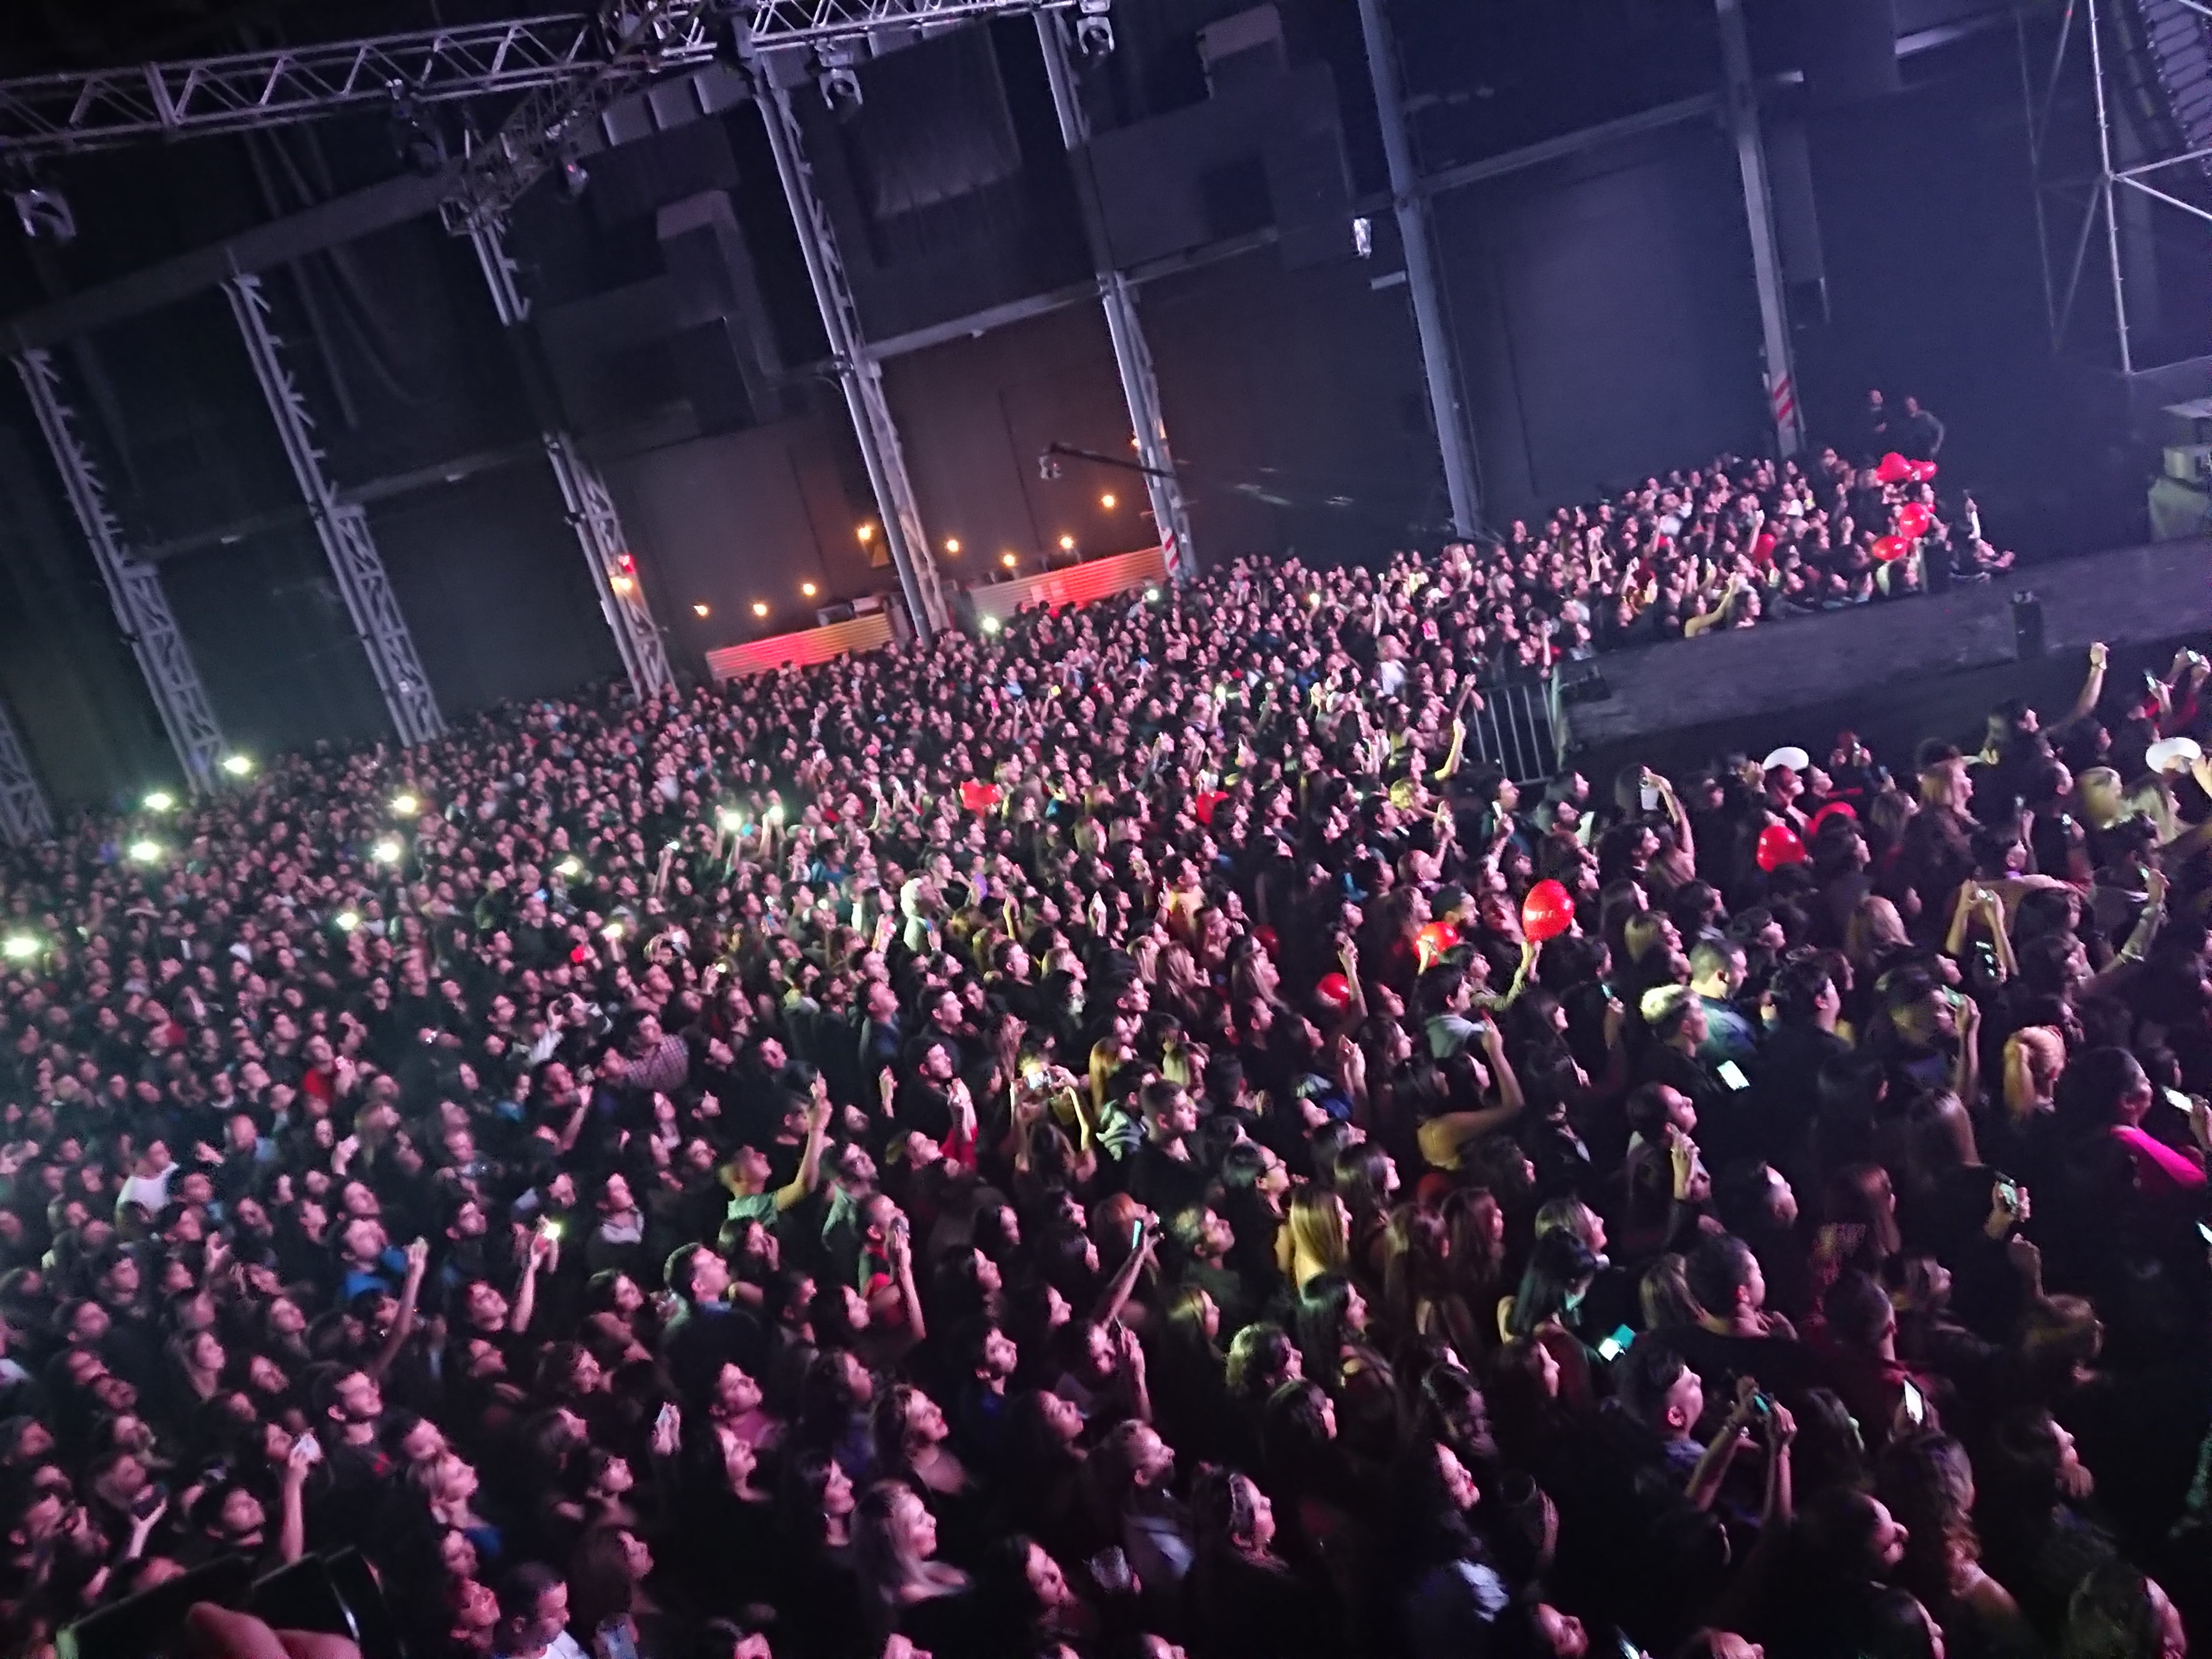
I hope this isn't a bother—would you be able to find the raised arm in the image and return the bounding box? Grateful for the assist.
[775,1092,833,1213]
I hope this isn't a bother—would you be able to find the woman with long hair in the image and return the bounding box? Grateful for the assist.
[1874,1431,2030,1658]
[1293,1273,1398,1455]
[1188,1464,1341,1659]
[1282,1184,1352,1294]
[853,1478,976,1653]
[1153,1283,1235,1464]
[1499,1230,1602,1412]
[1381,1204,1482,1363]
[869,1383,983,1557]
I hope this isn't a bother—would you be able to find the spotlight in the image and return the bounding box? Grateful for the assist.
[611,574,636,595]
[1101,494,1117,511]
[1001,552,1019,569]
[335,911,361,933]
[143,790,175,813]
[128,839,161,864]
[1075,0,1115,58]
[801,582,819,598]
[693,602,710,618]
[980,615,1003,635]
[857,523,875,544]
[12,186,74,246]
[390,793,420,817]
[1037,452,1064,482]
[817,48,863,109]
[221,755,253,777]
[751,601,769,618]
[372,838,402,864]
[944,538,961,556]
[1,937,38,961]
[1352,215,1373,258]
[1059,535,1076,553]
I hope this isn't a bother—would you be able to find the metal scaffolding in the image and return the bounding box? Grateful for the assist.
[223,273,447,747]
[747,71,950,640]
[11,349,230,793]
[0,15,614,158]
[1035,12,1198,581]
[1351,0,1481,540]
[0,699,54,846]
[1715,0,1803,457]
[2023,0,2212,376]
[469,227,675,695]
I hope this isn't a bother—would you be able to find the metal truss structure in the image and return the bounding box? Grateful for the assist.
[749,72,951,639]
[2026,0,2212,376]
[1716,0,1803,457]
[1035,12,1197,580]
[11,349,230,793]
[736,0,1082,52]
[223,274,447,747]
[0,699,54,846]
[470,227,675,695]
[0,16,617,159]
[439,1,719,233]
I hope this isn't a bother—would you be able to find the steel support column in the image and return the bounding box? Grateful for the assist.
[469,227,674,696]
[1035,13,1198,581]
[1716,0,1804,457]
[748,75,949,640]
[0,699,54,845]
[12,348,228,792]
[222,273,445,746]
[1352,0,1480,540]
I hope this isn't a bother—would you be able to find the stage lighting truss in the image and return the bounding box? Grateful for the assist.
[735,0,1089,54]
[0,16,628,158]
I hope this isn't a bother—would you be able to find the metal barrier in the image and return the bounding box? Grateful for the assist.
[1465,675,1562,786]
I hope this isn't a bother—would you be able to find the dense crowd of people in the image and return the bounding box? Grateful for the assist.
[1441,395,2005,678]
[0,405,2205,1659]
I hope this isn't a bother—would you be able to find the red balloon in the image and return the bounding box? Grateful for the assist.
[1254,926,1280,960]
[1195,789,1229,826]
[1416,919,1461,968]
[1875,451,1912,484]
[1807,800,1859,838]
[1908,460,1939,483]
[1896,503,1933,539]
[1752,531,1778,567]
[959,780,1001,813]
[1315,972,1354,1012]
[1755,822,1808,872]
[1521,879,1575,942]
[1872,535,1910,563]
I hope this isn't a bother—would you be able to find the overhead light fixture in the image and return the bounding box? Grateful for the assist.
[12,185,74,246]
[751,601,769,618]
[611,573,636,595]
[857,523,875,544]
[1100,493,1117,510]
[692,602,710,618]
[221,755,253,777]
[944,538,961,556]
[1352,215,1374,258]
[1059,535,1076,552]
[1001,552,1018,569]
[817,46,863,109]
[143,790,174,813]
[1075,0,1115,58]
[801,581,819,598]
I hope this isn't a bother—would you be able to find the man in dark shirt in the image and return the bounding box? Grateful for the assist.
[1897,395,1945,461]
[1128,1080,1210,1218]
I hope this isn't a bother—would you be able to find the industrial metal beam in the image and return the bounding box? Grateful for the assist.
[11,348,229,793]
[0,698,55,845]
[470,224,675,695]
[748,72,949,639]
[223,273,446,746]
[0,15,610,158]
[1352,0,1481,539]
[1036,11,1197,581]
[1715,0,1803,457]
